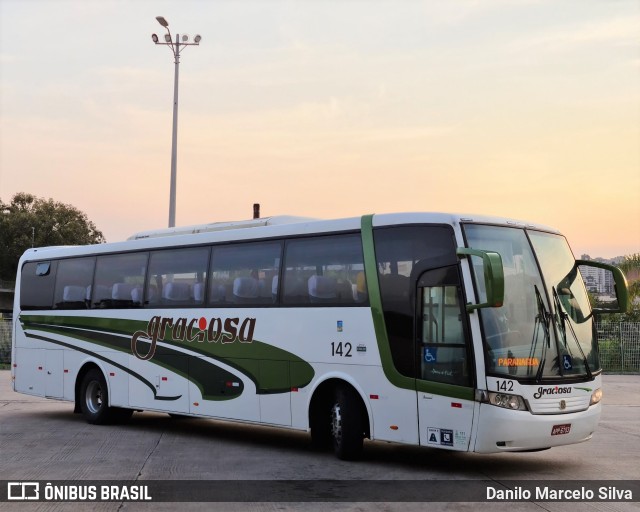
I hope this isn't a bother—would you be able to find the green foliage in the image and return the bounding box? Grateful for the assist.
[0,192,105,281]
[597,338,622,372]
[0,320,11,365]
[617,254,640,322]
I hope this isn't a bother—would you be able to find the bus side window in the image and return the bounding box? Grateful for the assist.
[147,247,210,307]
[53,257,95,310]
[282,234,366,307]
[92,253,148,309]
[209,241,282,307]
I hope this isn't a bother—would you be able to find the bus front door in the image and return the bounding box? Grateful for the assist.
[416,265,475,451]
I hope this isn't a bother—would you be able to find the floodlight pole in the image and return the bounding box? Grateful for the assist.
[169,37,179,229]
[152,17,201,228]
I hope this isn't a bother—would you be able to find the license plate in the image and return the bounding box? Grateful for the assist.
[551,424,571,436]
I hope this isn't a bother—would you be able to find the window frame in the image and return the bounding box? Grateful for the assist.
[145,245,212,308]
[52,256,96,310]
[281,232,368,307]
[18,229,370,311]
[207,239,284,308]
[416,264,474,387]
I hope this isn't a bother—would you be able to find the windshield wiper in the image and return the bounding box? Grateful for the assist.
[532,285,551,382]
[552,286,592,380]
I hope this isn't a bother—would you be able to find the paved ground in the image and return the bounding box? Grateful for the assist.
[0,371,638,511]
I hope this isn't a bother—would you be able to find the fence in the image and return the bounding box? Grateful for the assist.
[0,319,11,365]
[596,322,640,374]
[1,319,639,373]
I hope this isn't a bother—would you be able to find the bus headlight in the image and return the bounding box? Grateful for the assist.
[590,388,603,406]
[487,391,528,411]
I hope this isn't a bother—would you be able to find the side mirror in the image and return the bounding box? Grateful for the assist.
[457,248,504,312]
[576,260,629,314]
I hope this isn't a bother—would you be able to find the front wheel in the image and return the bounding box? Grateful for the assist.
[330,386,365,460]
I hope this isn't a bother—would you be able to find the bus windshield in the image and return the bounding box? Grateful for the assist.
[463,224,599,381]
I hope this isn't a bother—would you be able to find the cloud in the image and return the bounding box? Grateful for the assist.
[0,53,19,64]
[510,15,640,53]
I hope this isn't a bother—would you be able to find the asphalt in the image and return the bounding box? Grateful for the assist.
[0,371,639,512]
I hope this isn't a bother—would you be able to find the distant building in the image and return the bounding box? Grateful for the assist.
[579,255,615,295]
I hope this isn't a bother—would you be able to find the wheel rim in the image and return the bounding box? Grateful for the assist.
[330,402,343,445]
[85,380,103,414]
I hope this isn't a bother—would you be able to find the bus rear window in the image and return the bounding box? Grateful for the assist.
[20,261,57,310]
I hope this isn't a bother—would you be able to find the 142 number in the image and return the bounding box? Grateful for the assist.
[497,380,514,392]
[331,342,352,357]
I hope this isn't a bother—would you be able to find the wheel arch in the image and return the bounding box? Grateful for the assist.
[307,373,372,439]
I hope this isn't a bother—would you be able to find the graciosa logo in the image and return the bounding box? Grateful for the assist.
[533,385,593,399]
[131,315,256,361]
[533,386,573,399]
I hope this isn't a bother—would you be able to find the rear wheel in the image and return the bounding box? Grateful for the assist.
[330,386,365,460]
[310,395,332,450]
[80,368,129,424]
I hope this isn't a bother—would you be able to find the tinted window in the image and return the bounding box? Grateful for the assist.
[209,242,282,306]
[283,234,366,306]
[147,247,210,307]
[92,253,148,309]
[20,261,57,310]
[373,225,457,377]
[53,257,95,309]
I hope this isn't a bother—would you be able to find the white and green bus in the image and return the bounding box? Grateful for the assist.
[11,213,628,459]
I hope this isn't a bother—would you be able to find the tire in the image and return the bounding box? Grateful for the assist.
[79,368,117,425]
[309,395,332,450]
[330,386,365,460]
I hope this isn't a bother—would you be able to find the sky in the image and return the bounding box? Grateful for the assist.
[0,0,638,259]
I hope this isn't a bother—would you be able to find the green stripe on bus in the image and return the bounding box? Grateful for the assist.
[24,332,178,401]
[20,314,314,397]
[24,323,241,400]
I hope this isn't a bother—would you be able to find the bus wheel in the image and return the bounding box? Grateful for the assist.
[330,386,364,460]
[310,394,332,450]
[80,369,115,425]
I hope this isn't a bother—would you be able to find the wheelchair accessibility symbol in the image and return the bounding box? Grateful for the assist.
[563,355,573,371]
[424,348,438,363]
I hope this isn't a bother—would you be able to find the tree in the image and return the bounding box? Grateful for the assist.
[0,193,105,281]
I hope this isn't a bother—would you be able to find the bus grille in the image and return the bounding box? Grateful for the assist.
[528,395,591,415]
